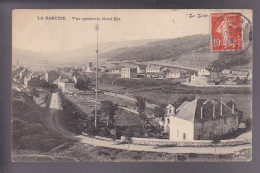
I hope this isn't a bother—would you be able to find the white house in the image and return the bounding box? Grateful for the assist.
[121,67,137,78]
[169,98,239,141]
[166,68,183,79]
[58,81,78,93]
[198,68,210,76]
[190,74,208,86]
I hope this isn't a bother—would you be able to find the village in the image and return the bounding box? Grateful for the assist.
[12,58,252,149]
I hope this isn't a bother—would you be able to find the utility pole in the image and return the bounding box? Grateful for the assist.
[95,24,100,129]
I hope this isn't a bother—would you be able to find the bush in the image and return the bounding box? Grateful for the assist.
[189,153,198,158]
[212,135,221,144]
[30,88,39,97]
[177,154,187,161]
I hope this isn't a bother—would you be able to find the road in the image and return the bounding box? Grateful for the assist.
[44,92,76,138]
[45,92,251,155]
[49,92,63,110]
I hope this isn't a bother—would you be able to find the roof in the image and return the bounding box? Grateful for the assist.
[176,101,190,111]
[120,63,136,68]
[137,64,147,70]
[174,98,238,123]
[146,65,162,71]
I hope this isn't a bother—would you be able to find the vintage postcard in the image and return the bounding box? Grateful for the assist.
[12,9,252,162]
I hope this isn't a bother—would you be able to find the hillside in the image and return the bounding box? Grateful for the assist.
[13,34,252,71]
[100,35,211,62]
[12,39,154,71]
[100,34,252,70]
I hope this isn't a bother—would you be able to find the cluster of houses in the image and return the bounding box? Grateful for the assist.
[159,97,240,141]
[111,64,187,79]
[12,65,83,93]
[186,68,252,86]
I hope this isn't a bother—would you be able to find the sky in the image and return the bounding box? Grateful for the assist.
[12,9,252,53]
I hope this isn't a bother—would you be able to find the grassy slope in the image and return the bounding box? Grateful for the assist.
[100,34,252,70]
[12,91,72,154]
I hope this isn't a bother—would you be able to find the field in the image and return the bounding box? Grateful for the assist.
[97,74,252,121]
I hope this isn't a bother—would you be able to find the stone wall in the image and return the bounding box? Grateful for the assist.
[194,115,239,140]
[130,137,251,147]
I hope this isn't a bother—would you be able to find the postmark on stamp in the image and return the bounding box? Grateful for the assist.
[211,12,243,52]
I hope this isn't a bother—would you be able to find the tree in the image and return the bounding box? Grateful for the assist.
[226,100,243,124]
[74,77,91,90]
[30,88,39,97]
[153,104,167,121]
[134,96,147,131]
[72,69,80,77]
[99,100,119,127]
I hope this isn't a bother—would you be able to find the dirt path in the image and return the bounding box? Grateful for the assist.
[49,92,63,110]
[42,93,77,139]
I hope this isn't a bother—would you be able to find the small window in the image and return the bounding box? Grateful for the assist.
[167,119,170,124]
[183,133,186,140]
[177,130,179,137]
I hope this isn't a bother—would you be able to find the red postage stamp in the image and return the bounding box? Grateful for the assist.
[211,12,242,51]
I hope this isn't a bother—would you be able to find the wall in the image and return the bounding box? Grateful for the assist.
[194,115,239,140]
[169,116,194,141]
[130,137,251,147]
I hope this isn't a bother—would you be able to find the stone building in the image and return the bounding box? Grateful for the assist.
[169,98,239,141]
[121,67,137,78]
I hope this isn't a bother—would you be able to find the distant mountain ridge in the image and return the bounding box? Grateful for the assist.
[13,34,252,71]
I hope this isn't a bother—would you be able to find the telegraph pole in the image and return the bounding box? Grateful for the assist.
[95,24,100,129]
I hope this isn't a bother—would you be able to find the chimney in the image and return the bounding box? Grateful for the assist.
[220,98,223,116]
[213,104,216,118]
[172,106,176,115]
[232,99,235,114]
[200,107,203,119]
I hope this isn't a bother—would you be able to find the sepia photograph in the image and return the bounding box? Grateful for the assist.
[11,9,252,162]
